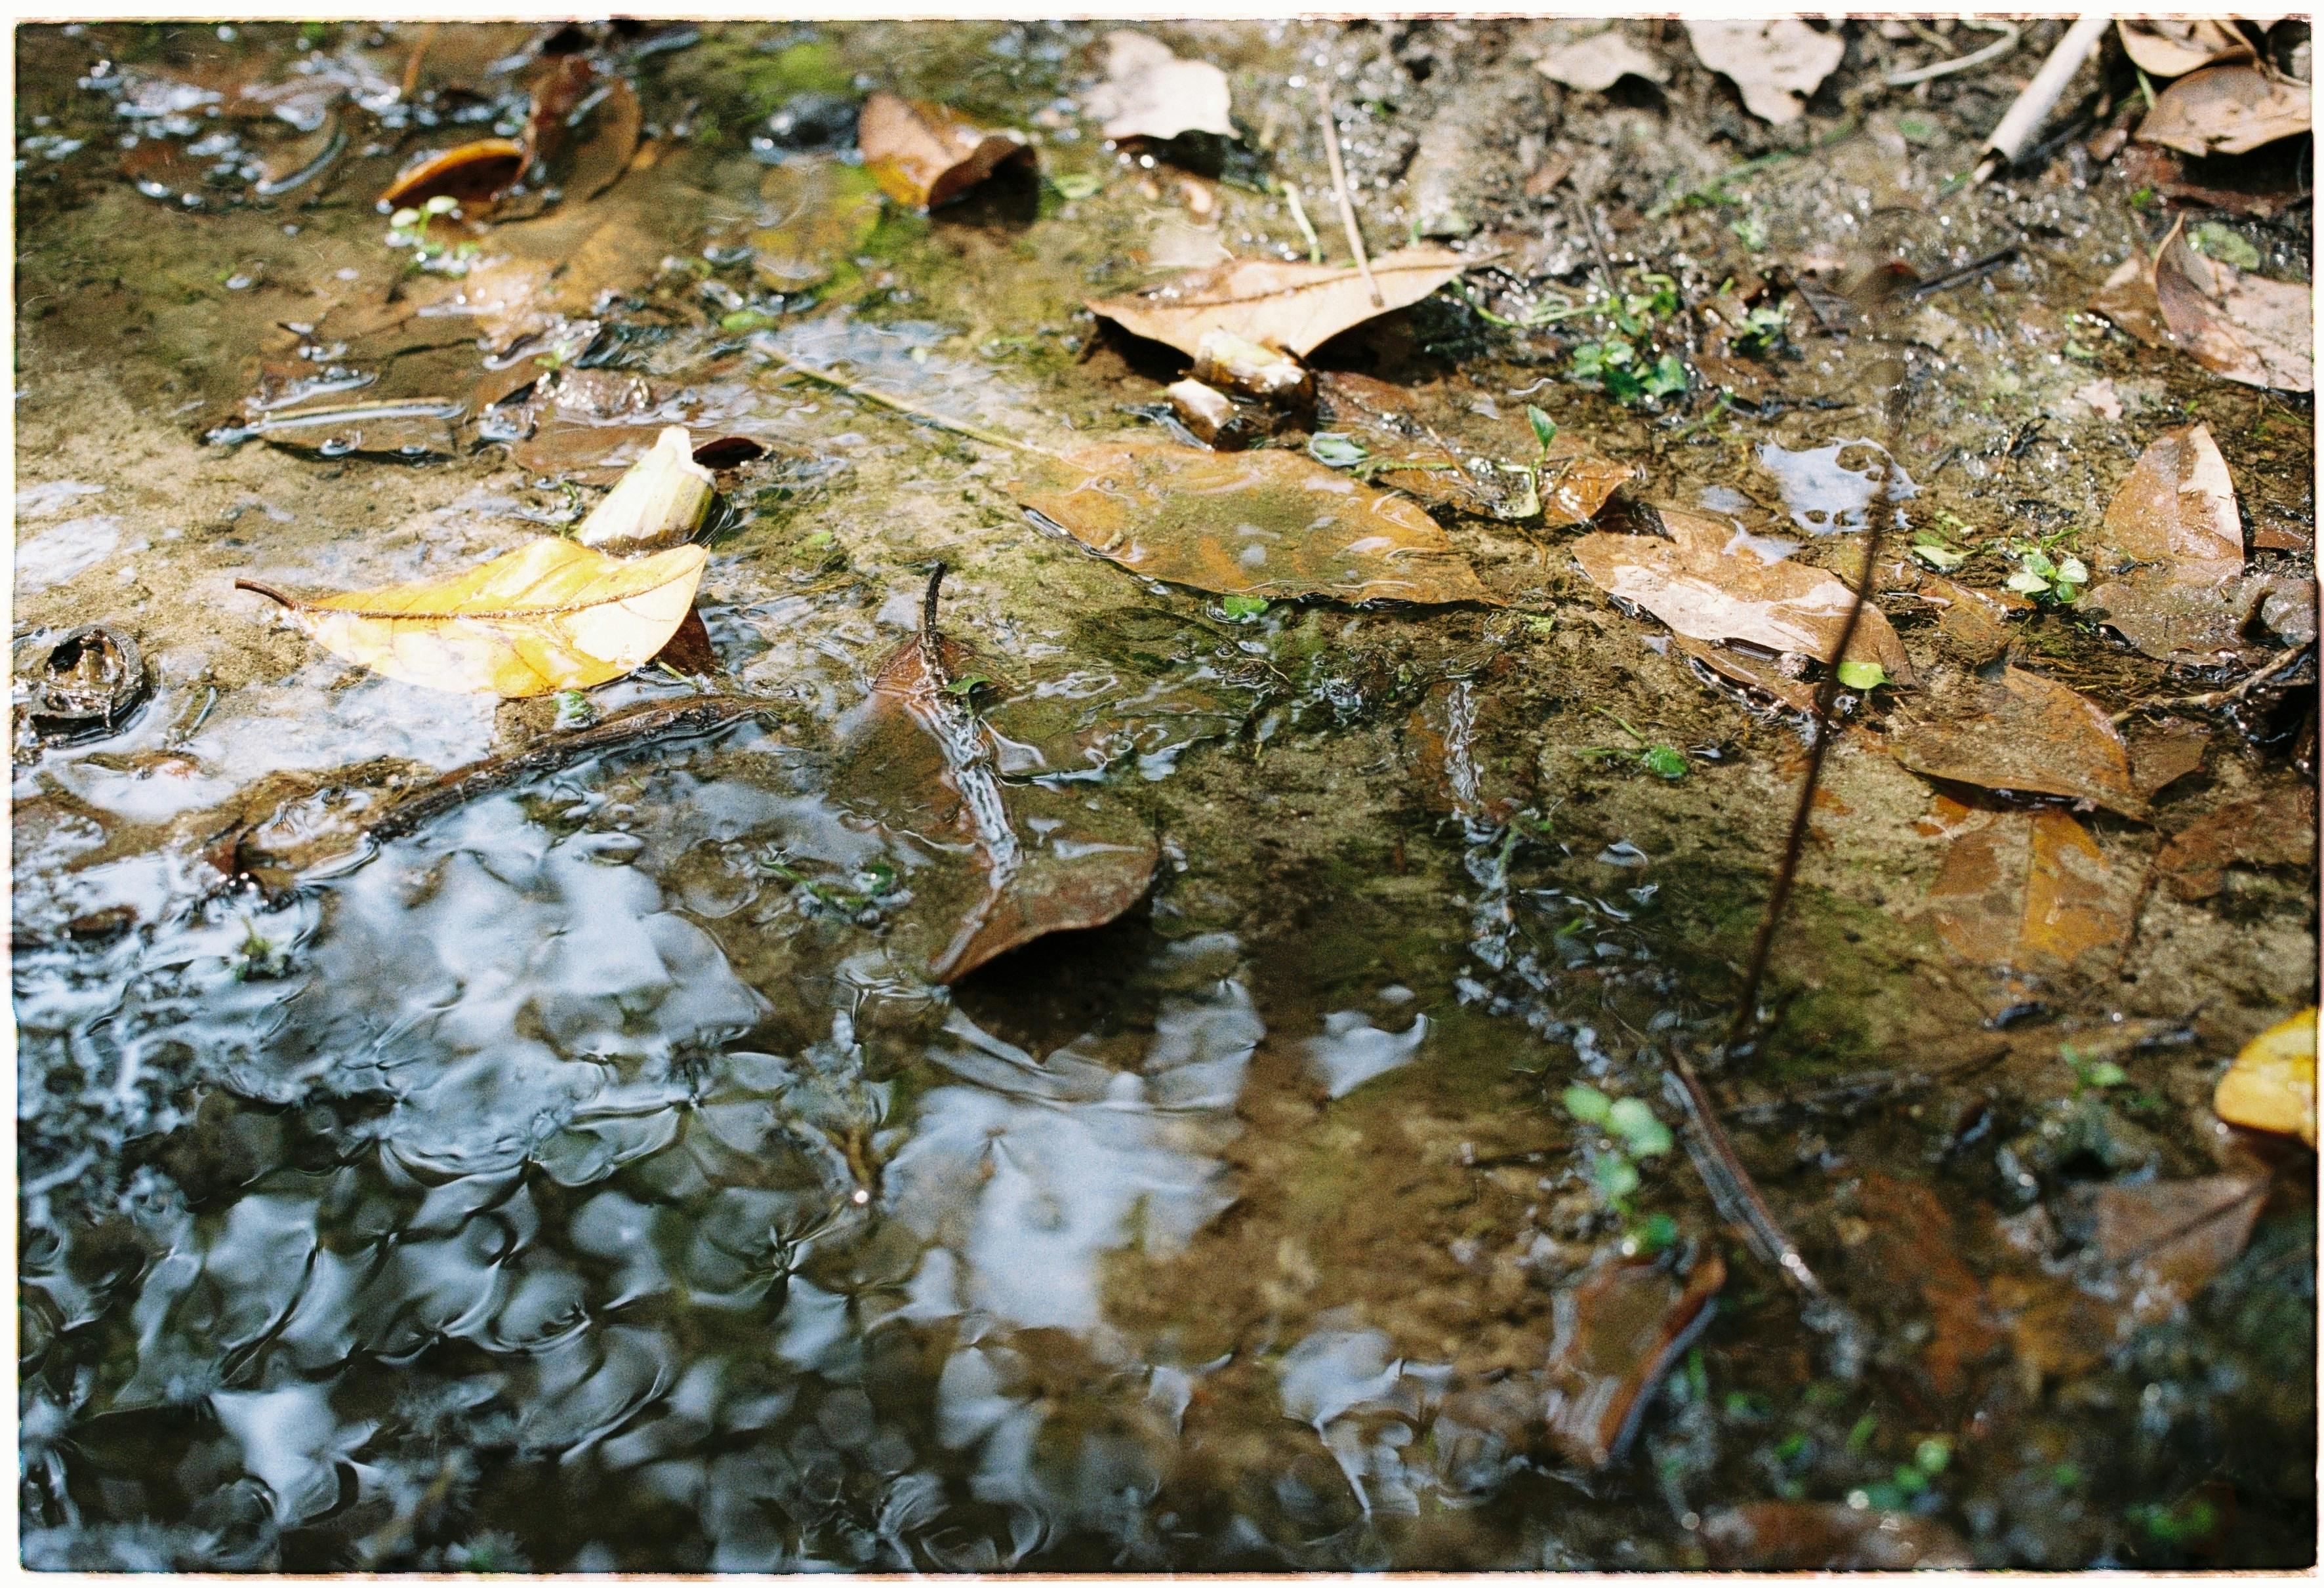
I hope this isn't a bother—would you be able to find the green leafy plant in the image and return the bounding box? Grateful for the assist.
[1307,432,1368,468]
[1221,594,1269,621]
[1581,709,1688,779]
[1732,301,1789,357]
[2003,540,2089,604]
[2190,221,2261,271]
[1526,405,1558,455]
[1562,1082,1677,1247]
[387,195,482,276]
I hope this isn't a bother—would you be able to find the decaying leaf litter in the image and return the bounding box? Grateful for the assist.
[12,16,2317,1574]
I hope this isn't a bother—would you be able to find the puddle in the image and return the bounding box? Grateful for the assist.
[1755,438,1917,535]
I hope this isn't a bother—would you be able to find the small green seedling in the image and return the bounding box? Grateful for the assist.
[1909,527,1968,572]
[1582,708,1689,779]
[1526,405,1559,456]
[1835,659,1886,691]
[943,672,996,699]
[554,689,595,730]
[1221,594,1269,621]
[2190,221,2261,271]
[1048,171,1105,201]
[387,195,481,275]
[1308,432,1369,468]
[1732,301,1789,358]
[2003,541,2089,604]
[1728,213,1769,253]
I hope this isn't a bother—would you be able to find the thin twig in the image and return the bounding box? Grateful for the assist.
[1664,1048,1826,1297]
[1724,368,1909,1056]
[1315,80,1382,307]
[399,22,438,102]
[1974,16,2113,184]
[768,355,1054,457]
[2111,645,2315,723]
[1284,182,1324,266]
[1888,18,2020,87]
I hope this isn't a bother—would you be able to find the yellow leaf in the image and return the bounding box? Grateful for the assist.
[238,537,706,698]
[2214,1007,2317,1147]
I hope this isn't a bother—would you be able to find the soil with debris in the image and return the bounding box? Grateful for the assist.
[14,18,2315,1572]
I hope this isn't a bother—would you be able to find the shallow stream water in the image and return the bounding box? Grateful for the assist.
[14,19,2317,1571]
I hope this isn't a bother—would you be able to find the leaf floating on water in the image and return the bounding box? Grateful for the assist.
[750,159,885,289]
[1086,248,1470,359]
[1081,31,1236,142]
[573,426,714,552]
[1572,508,1914,682]
[1889,666,2147,819]
[235,537,707,697]
[2215,1008,2317,1147]
[859,91,1033,211]
[2136,63,2310,157]
[2116,18,2254,79]
[2152,216,2313,392]
[1684,20,1843,125]
[834,577,1158,983]
[378,137,527,210]
[1011,440,1499,606]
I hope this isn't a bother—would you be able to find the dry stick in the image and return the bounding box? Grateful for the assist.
[1973,15,2114,185]
[769,355,1053,458]
[2112,644,2314,723]
[1314,80,1383,307]
[399,22,438,102]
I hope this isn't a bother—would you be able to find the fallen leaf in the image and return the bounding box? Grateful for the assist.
[2090,251,2174,349]
[2155,787,2317,899]
[235,537,706,697]
[2117,140,2302,219]
[2083,423,2265,663]
[1086,247,1470,359]
[1081,31,1235,142]
[1012,440,1499,605]
[2137,64,2310,157]
[1536,29,1668,92]
[752,159,885,290]
[1542,1252,1724,1469]
[1671,633,1820,714]
[2126,722,2210,798]
[1571,508,1916,682]
[859,91,1033,211]
[1701,1505,1973,1571]
[378,137,527,210]
[1684,20,1845,125]
[2066,1172,2268,1326]
[1926,807,2144,979]
[1847,1174,2005,1403]
[557,75,642,203]
[2117,18,2254,79]
[2214,1008,2317,1146]
[573,426,714,552]
[1890,666,2148,819]
[1892,563,2032,662]
[2155,217,2314,392]
[834,582,1159,982]
[11,624,150,748]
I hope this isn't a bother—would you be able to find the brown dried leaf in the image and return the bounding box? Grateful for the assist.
[1571,508,1915,682]
[1926,807,2144,977]
[2138,64,2310,157]
[2083,422,2268,662]
[1890,666,2148,819]
[836,622,1158,983]
[1684,20,1844,125]
[2156,787,2318,899]
[2117,18,2254,79]
[1669,633,1820,714]
[1086,247,1469,359]
[379,138,527,210]
[1702,1505,1973,1571]
[1081,31,1236,141]
[2068,1173,2268,1326]
[2116,140,2300,220]
[1011,440,1499,606]
[859,91,1033,212]
[2155,217,2314,392]
[1542,1253,1724,1470]
[1536,29,1668,92]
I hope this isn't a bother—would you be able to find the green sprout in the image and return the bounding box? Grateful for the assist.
[1732,301,1789,357]
[1221,594,1269,621]
[387,194,481,276]
[2190,221,2260,270]
[1308,432,1369,468]
[943,672,996,699]
[1526,405,1559,455]
[1581,708,1689,779]
[2003,540,2089,604]
[1835,659,1887,691]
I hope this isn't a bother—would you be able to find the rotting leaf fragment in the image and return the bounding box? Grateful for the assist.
[1087,248,1470,360]
[859,91,1033,211]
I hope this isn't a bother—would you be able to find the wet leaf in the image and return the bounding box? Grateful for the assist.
[1081,31,1235,142]
[378,138,527,211]
[752,158,885,289]
[235,538,707,698]
[2117,18,2254,79]
[11,624,150,750]
[573,426,714,552]
[2137,64,2310,157]
[1086,247,1469,359]
[2098,218,2319,393]
[2083,422,2264,664]
[2214,1008,2317,1147]
[1926,805,2144,982]
[1847,1175,2004,1405]
[1535,28,1667,92]
[1670,633,1820,714]
[1890,666,2147,819]
[2068,1172,2268,1326]
[1541,1252,1723,1469]
[1012,440,1499,606]
[2155,787,2317,900]
[1701,1504,1973,1570]
[834,596,1160,983]
[1684,20,1844,125]
[1315,371,1633,526]
[1571,508,1915,683]
[2116,140,2303,220]
[859,91,1033,212]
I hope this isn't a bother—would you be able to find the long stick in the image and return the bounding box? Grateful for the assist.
[1974,15,2113,184]
[1315,81,1382,307]
[768,354,1053,457]
[1723,370,1909,1057]
[1665,1048,1826,1297]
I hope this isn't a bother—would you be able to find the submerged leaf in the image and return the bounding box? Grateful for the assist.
[1012,440,1499,606]
[1684,20,1843,125]
[1702,1505,1972,1571]
[834,587,1158,983]
[2082,423,2264,664]
[2153,216,2313,392]
[1572,508,1915,682]
[2214,1008,2317,1146]
[1081,31,1235,141]
[379,137,527,210]
[1889,666,2147,819]
[1086,248,1469,359]
[236,538,706,697]
[2155,787,2317,901]
[1315,371,1632,526]
[1925,805,2144,980]
[1543,1253,1724,1469]
[859,91,1033,211]
[2136,63,2310,157]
